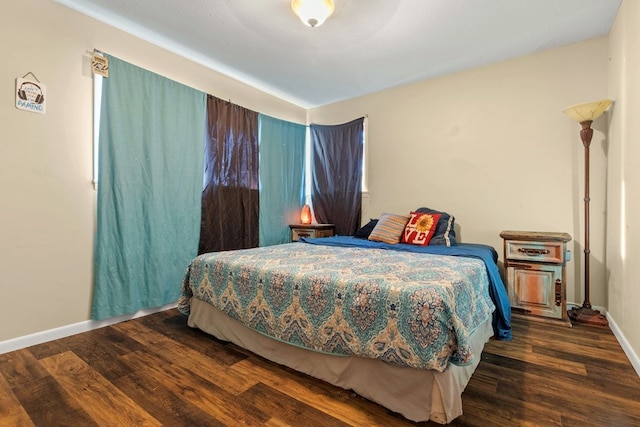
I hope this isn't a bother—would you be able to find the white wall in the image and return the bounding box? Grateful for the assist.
[0,0,305,342]
[607,0,640,371]
[309,38,610,309]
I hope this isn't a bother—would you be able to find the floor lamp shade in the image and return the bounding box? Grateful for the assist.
[562,99,612,326]
[562,100,612,123]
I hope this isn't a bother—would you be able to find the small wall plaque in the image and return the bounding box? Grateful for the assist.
[16,76,46,114]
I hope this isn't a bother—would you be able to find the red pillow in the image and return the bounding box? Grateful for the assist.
[402,211,441,246]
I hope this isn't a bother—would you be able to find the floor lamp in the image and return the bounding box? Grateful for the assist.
[562,99,612,326]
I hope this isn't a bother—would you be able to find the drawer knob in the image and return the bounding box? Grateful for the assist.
[517,248,550,256]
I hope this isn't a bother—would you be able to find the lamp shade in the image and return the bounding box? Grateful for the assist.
[291,0,334,27]
[562,99,613,123]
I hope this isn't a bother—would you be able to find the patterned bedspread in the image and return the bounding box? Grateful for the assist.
[178,240,496,372]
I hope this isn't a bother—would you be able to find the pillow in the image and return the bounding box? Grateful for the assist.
[415,207,457,246]
[354,219,378,239]
[368,213,409,244]
[402,211,441,246]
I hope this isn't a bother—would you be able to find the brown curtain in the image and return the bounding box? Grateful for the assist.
[198,95,259,254]
[310,118,364,236]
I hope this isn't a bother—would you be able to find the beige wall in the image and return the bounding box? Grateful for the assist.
[309,38,610,309]
[607,0,640,366]
[0,0,305,342]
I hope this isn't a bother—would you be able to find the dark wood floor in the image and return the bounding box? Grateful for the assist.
[1,309,639,426]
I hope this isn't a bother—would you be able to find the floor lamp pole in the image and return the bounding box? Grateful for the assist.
[567,120,608,326]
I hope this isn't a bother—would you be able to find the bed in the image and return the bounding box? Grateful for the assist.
[178,234,511,424]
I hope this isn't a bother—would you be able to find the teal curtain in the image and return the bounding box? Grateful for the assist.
[92,55,206,320]
[258,114,306,246]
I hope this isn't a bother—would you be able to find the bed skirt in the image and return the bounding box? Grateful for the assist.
[187,297,493,424]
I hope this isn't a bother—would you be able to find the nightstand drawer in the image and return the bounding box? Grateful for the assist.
[292,228,316,240]
[505,240,565,263]
[290,224,335,242]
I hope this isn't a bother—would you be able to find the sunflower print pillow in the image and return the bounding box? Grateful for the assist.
[402,211,441,246]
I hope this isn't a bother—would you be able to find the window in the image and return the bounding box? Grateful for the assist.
[92,74,102,189]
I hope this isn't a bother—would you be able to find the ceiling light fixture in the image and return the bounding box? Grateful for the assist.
[291,0,335,28]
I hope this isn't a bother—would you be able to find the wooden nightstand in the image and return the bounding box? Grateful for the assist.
[500,230,572,327]
[289,224,335,242]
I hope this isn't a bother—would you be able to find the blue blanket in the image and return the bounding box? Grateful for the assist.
[301,236,512,340]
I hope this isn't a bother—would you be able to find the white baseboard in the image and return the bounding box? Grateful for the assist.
[607,313,640,378]
[0,303,177,355]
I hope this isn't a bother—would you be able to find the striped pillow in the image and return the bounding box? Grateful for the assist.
[368,213,410,244]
